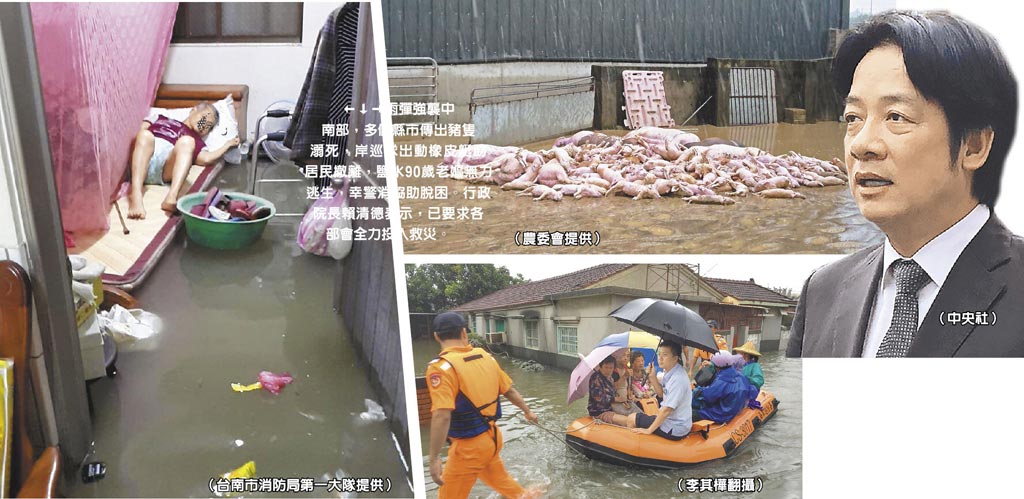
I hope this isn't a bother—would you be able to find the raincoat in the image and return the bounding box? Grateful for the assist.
[694,368,758,423]
[741,361,764,389]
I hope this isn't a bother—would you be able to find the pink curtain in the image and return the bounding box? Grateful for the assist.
[30,2,178,235]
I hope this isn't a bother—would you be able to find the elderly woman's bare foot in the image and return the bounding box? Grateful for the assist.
[160,199,179,214]
[127,193,146,219]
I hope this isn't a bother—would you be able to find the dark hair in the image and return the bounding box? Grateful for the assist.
[630,351,645,364]
[833,10,1017,206]
[658,340,682,359]
[434,327,464,342]
[600,356,616,368]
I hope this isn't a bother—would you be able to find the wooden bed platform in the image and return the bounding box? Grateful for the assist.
[68,84,249,291]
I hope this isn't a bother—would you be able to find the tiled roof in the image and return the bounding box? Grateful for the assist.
[702,277,796,305]
[452,264,632,312]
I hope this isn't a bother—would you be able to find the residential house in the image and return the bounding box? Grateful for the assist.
[451,264,794,369]
[701,278,797,352]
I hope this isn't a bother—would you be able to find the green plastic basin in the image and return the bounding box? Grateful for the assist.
[177,192,276,250]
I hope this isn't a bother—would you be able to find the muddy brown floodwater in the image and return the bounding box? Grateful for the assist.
[397,122,883,254]
[413,338,802,499]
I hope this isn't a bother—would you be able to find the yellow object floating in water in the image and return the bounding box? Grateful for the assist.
[223,460,256,479]
[231,382,262,393]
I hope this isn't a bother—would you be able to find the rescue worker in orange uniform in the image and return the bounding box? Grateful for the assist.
[426,312,539,499]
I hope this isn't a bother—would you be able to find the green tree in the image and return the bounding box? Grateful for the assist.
[405,264,527,313]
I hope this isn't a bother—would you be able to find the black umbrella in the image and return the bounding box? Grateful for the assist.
[609,298,718,353]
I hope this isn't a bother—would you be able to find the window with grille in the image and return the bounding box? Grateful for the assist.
[556,326,578,355]
[172,3,303,44]
[525,321,539,349]
[495,319,506,333]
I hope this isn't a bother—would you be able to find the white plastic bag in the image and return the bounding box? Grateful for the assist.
[97,304,161,346]
[327,216,352,260]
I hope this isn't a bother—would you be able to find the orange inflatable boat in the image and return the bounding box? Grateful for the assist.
[565,390,779,468]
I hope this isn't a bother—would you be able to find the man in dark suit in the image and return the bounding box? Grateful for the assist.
[787,10,1024,357]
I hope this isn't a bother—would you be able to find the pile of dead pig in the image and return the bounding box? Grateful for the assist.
[440,127,848,204]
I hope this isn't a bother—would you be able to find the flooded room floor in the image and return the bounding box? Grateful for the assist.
[70,162,412,497]
[397,122,883,254]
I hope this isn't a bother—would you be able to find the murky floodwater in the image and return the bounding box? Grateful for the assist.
[71,164,412,497]
[398,122,882,254]
[414,338,802,498]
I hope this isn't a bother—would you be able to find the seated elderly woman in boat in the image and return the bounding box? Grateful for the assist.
[733,342,765,389]
[588,356,634,425]
[629,350,654,400]
[692,352,759,424]
[610,352,639,416]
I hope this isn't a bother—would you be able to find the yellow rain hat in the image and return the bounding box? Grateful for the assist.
[733,341,761,358]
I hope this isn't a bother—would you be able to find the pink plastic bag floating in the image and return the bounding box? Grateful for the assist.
[258,371,294,395]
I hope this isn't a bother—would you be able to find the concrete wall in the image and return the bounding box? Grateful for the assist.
[433,59,841,139]
[592,266,646,289]
[162,2,339,139]
[468,305,555,351]
[707,58,843,126]
[802,58,845,123]
[434,62,711,129]
[434,62,594,124]
[499,344,578,371]
[472,91,593,145]
[471,314,486,335]
[760,312,784,352]
[551,294,621,356]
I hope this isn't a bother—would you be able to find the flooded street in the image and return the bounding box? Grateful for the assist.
[71,165,412,497]
[413,338,802,498]
[398,122,882,254]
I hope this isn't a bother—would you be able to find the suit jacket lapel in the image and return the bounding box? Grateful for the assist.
[831,246,883,356]
[911,215,1013,356]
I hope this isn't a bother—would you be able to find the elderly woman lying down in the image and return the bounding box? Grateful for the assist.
[127,102,239,219]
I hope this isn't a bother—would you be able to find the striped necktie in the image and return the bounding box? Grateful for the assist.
[876,259,931,357]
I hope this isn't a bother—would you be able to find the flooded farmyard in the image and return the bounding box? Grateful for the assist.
[398,122,882,254]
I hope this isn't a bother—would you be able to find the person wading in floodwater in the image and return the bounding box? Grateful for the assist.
[425,312,542,499]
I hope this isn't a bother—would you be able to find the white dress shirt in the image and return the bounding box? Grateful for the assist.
[861,204,991,357]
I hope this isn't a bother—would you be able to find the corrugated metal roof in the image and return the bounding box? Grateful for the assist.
[384,0,850,64]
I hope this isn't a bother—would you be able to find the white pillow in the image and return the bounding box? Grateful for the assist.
[146,95,238,152]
